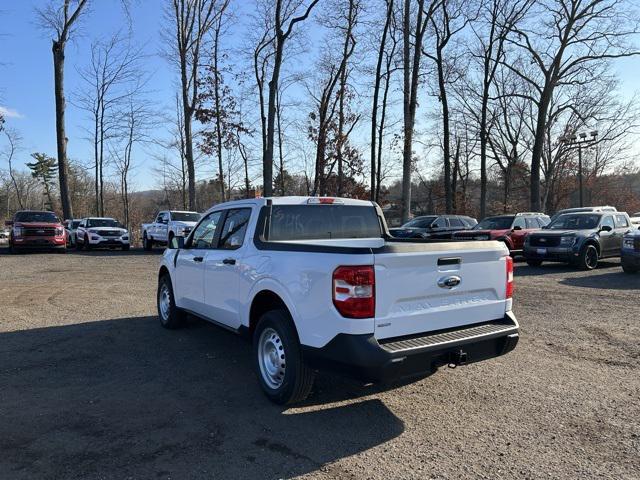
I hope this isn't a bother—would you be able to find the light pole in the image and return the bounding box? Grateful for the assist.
[559,130,598,207]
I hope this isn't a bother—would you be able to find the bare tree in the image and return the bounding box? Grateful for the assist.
[165,0,223,209]
[401,0,439,222]
[263,0,320,197]
[505,0,640,211]
[0,128,23,209]
[423,0,473,214]
[36,0,89,219]
[76,33,142,216]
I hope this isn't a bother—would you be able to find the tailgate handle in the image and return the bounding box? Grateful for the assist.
[438,257,461,266]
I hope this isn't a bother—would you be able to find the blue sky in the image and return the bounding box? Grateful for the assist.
[1,0,171,190]
[1,1,639,192]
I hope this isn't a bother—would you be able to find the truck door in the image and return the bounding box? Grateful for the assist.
[174,211,223,314]
[202,208,252,329]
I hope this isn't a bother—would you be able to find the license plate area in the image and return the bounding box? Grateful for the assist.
[536,248,547,255]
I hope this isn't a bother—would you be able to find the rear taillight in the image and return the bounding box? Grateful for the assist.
[333,265,375,318]
[506,256,514,298]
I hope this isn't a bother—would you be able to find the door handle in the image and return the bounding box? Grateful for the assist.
[222,258,236,265]
[193,256,204,263]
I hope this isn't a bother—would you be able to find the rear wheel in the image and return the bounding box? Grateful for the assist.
[578,244,599,270]
[526,259,542,267]
[84,239,92,251]
[157,274,186,329]
[253,310,315,405]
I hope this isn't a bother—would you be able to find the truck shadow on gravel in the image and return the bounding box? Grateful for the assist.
[515,260,620,277]
[0,316,404,479]
[559,271,640,290]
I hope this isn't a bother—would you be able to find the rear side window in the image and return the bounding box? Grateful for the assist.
[601,216,615,229]
[614,214,629,228]
[432,217,448,228]
[267,205,382,241]
[449,217,464,227]
[513,217,527,229]
[219,209,251,249]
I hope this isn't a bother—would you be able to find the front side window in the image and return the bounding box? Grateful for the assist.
[190,211,223,249]
[432,217,448,228]
[403,216,436,229]
[600,216,615,229]
[513,217,527,229]
[220,209,252,249]
[474,216,515,230]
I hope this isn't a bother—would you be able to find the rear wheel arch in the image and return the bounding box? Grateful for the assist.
[249,290,295,336]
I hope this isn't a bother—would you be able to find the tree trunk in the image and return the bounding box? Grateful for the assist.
[213,28,226,202]
[264,34,283,198]
[530,89,552,212]
[52,41,73,219]
[276,88,285,196]
[436,46,452,214]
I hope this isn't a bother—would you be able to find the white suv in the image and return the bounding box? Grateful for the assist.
[76,217,130,251]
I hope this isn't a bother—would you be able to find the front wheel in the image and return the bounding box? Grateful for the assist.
[143,234,152,251]
[253,310,315,405]
[157,275,186,329]
[122,244,130,251]
[622,261,639,274]
[526,259,542,267]
[578,244,599,270]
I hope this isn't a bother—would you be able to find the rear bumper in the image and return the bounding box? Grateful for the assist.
[302,312,519,383]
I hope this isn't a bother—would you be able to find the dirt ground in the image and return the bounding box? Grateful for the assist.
[0,247,638,479]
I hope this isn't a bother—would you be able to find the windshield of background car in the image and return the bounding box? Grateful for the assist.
[267,205,382,241]
[71,221,81,229]
[548,214,600,230]
[87,219,120,228]
[474,216,514,230]
[402,216,437,228]
[15,211,59,223]
[171,212,201,222]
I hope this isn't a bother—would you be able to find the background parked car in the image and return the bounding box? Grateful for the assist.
[388,214,477,239]
[64,219,81,246]
[630,215,640,227]
[453,212,550,256]
[5,210,67,253]
[524,212,632,270]
[621,229,640,274]
[76,217,130,251]
[141,210,201,250]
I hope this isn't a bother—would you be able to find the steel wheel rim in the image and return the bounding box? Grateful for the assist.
[258,327,286,389]
[586,248,597,269]
[159,283,171,322]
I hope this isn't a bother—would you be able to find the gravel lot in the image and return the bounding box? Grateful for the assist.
[0,247,638,479]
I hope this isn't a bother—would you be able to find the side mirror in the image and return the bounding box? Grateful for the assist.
[169,236,185,249]
[512,225,522,231]
[600,225,612,233]
[5,220,13,226]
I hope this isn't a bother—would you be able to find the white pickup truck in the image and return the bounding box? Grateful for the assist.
[157,196,519,404]
[141,210,201,250]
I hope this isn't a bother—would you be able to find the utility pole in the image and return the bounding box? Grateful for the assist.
[560,130,598,208]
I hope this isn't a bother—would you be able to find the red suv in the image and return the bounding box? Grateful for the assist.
[5,210,67,253]
[453,213,550,256]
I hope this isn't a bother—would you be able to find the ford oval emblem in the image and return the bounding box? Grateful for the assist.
[438,275,462,289]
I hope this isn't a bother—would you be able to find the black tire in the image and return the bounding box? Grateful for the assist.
[85,239,92,251]
[157,274,186,329]
[526,259,542,267]
[577,244,599,270]
[9,244,20,254]
[75,238,82,250]
[143,233,152,251]
[252,309,315,405]
[122,244,130,251]
[621,261,639,274]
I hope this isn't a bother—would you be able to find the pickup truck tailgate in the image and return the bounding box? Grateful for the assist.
[373,241,509,340]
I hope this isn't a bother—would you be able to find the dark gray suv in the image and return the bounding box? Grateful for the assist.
[524,212,632,270]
